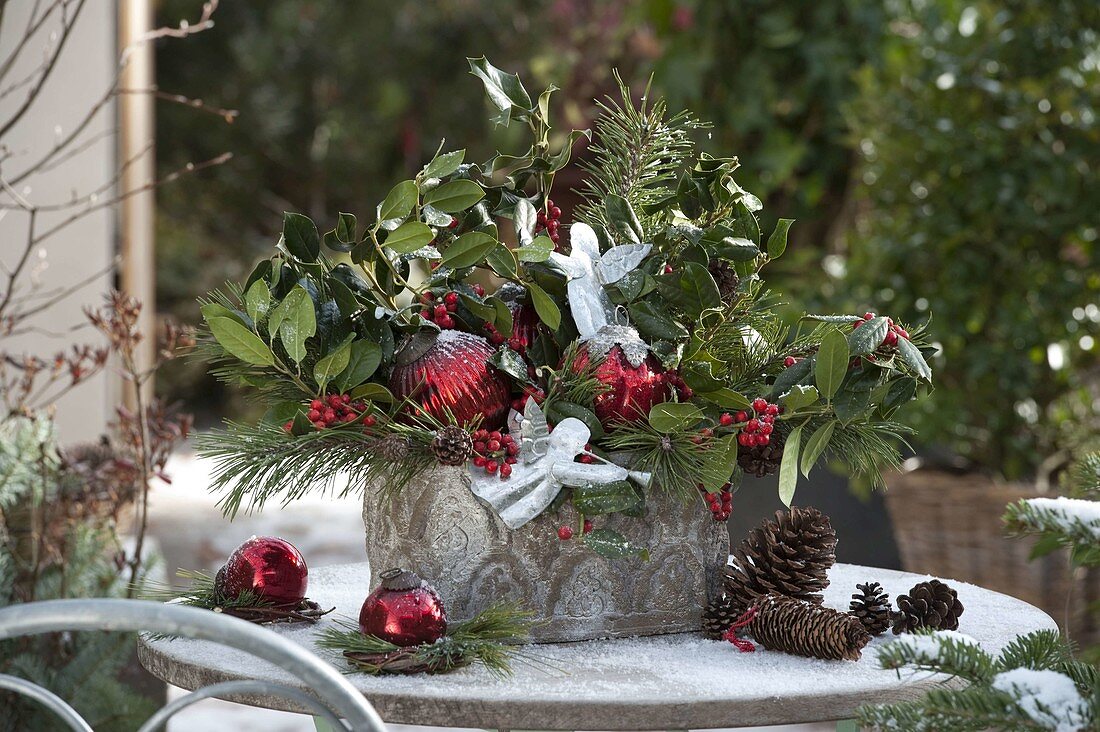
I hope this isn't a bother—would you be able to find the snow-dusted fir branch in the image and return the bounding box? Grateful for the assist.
[1005,498,1100,549]
[859,630,1098,731]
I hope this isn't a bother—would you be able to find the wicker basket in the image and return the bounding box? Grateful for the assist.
[883,467,1098,645]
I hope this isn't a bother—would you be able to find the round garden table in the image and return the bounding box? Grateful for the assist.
[138,562,1056,730]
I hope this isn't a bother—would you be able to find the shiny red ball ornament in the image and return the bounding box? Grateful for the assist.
[572,344,674,430]
[216,536,308,607]
[359,568,447,647]
[389,330,511,429]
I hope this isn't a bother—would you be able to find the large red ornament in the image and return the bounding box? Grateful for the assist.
[572,344,674,429]
[217,536,308,607]
[359,568,447,647]
[389,330,511,429]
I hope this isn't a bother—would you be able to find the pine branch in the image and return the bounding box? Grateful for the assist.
[1003,496,1100,567]
[823,419,911,490]
[576,73,703,237]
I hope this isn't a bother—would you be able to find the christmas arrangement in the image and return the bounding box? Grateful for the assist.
[316,568,532,676]
[144,536,332,625]
[194,58,933,639]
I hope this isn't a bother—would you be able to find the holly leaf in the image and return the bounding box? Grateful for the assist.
[244,280,272,324]
[848,316,889,356]
[424,180,485,213]
[573,481,643,516]
[517,235,554,263]
[489,347,531,384]
[800,421,835,477]
[207,317,275,367]
[441,231,497,269]
[276,286,316,364]
[604,194,643,244]
[527,282,561,330]
[378,180,418,223]
[698,434,739,491]
[583,528,649,561]
[545,401,603,439]
[467,56,532,126]
[313,337,354,391]
[648,402,704,433]
[778,425,802,507]
[767,218,795,258]
[781,384,819,411]
[629,301,689,341]
[384,221,434,255]
[421,149,465,180]
[282,212,320,262]
[897,337,933,382]
[336,340,383,392]
[349,382,394,404]
[815,328,849,400]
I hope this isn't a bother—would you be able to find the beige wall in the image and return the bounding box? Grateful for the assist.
[0,3,119,443]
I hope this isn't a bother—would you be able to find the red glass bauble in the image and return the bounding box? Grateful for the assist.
[510,302,541,351]
[359,568,447,647]
[389,330,511,429]
[572,344,674,429]
[217,536,308,607]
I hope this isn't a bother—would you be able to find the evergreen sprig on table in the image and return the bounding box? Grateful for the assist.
[316,603,534,677]
[141,570,333,626]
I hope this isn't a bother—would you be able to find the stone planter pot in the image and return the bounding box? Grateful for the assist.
[362,464,729,642]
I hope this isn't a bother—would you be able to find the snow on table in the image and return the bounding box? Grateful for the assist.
[138,562,1057,730]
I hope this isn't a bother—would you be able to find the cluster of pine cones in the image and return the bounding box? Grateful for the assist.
[702,506,965,659]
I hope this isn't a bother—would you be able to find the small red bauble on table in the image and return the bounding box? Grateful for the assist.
[359,568,447,646]
[389,330,511,430]
[215,535,309,608]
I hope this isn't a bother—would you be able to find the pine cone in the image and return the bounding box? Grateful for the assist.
[708,259,740,301]
[747,594,871,661]
[891,579,964,634]
[702,592,741,639]
[378,434,411,462]
[431,425,473,466]
[737,430,785,478]
[724,506,837,614]
[849,582,891,636]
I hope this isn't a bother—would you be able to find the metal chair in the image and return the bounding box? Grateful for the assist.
[0,598,387,732]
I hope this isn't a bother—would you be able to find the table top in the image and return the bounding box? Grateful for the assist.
[138,562,1056,730]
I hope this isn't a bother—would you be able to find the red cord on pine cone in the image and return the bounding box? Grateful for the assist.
[722,605,758,652]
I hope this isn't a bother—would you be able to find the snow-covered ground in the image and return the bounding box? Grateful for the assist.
[148,447,831,732]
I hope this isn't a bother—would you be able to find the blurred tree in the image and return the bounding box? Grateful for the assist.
[635,0,887,304]
[842,0,1100,479]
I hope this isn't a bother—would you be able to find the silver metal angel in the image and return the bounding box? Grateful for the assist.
[547,222,651,339]
[468,399,651,529]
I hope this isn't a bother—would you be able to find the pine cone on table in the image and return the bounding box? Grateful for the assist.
[891,579,964,634]
[430,425,473,466]
[848,582,891,636]
[747,594,871,661]
[708,259,740,301]
[724,506,837,614]
[702,592,740,639]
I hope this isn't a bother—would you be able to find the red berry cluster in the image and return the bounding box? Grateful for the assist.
[282,394,375,433]
[736,397,780,448]
[852,312,910,348]
[419,291,459,329]
[511,385,546,413]
[701,482,733,522]
[557,519,593,541]
[470,428,519,479]
[535,199,562,245]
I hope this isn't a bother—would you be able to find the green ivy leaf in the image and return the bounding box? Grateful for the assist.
[605,194,643,244]
[848,316,889,356]
[897,337,933,382]
[282,212,320,262]
[336,340,383,393]
[800,421,835,477]
[244,280,271,324]
[778,425,803,507]
[276,286,316,364]
[527,282,561,330]
[441,231,497,269]
[648,402,704,433]
[424,180,485,213]
[767,218,795,258]
[467,56,532,126]
[207,317,275,366]
[583,528,649,561]
[573,481,643,516]
[384,221,434,255]
[379,180,418,222]
[815,328,849,400]
[313,337,354,391]
[421,149,465,180]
